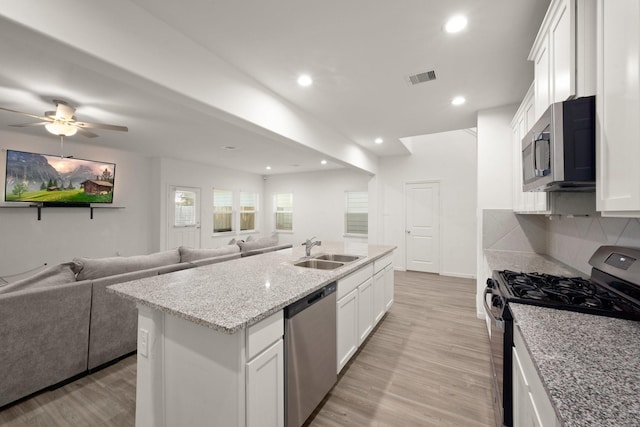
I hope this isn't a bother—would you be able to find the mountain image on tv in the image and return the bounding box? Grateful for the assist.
[4,150,116,204]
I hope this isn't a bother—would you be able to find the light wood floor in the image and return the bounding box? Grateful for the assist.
[0,271,495,427]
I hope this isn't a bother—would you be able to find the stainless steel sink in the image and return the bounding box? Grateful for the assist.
[313,254,362,263]
[293,259,344,270]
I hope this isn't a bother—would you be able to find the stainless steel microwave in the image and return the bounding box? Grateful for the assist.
[522,96,595,192]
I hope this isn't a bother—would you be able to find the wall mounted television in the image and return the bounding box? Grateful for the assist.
[4,149,116,205]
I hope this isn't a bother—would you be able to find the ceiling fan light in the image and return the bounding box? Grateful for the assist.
[45,122,77,136]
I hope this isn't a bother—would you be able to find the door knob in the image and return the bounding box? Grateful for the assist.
[406,230,411,234]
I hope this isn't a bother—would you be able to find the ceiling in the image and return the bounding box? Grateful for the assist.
[0,0,550,175]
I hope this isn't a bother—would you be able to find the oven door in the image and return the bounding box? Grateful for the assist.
[484,280,513,427]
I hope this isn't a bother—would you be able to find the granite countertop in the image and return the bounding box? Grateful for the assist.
[510,304,640,427]
[108,241,395,334]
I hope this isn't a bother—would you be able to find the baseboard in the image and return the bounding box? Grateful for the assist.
[440,271,476,279]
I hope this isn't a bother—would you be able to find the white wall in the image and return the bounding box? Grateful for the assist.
[155,157,265,250]
[477,104,517,210]
[475,104,518,316]
[263,169,370,246]
[375,129,478,278]
[0,131,153,277]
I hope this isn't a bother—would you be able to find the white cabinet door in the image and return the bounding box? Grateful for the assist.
[336,288,358,373]
[550,0,574,103]
[513,327,561,427]
[513,347,544,427]
[357,278,374,345]
[530,0,595,119]
[384,264,394,311]
[596,0,640,217]
[373,270,385,325]
[246,339,284,427]
[533,32,551,122]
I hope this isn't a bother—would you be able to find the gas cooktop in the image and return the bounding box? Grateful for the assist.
[495,270,640,319]
[491,246,640,321]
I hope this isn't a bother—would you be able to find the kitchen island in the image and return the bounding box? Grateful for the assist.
[108,241,395,427]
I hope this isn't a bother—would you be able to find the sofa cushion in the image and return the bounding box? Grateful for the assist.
[73,249,180,281]
[237,235,279,253]
[0,263,76,295]
[179,245,240,263]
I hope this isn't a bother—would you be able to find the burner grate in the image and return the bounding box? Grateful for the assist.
[498,270,639,316]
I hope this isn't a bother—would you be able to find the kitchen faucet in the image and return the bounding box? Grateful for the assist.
[302,237,321,257]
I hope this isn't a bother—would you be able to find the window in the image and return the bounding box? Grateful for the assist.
[213,189,233,233]
[274,192,293,231]
[240,191,258,232]
[173,189,197,227]
[345,191,368,235]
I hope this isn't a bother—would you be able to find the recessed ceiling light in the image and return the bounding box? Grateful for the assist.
[320,159,327,165]
[266,166,272,170]
[444,15,468,33]
[451,96,466,106]
[297,74,313,87]
[374,137,384,144]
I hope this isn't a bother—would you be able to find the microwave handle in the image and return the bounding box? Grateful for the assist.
[533,131,550,177]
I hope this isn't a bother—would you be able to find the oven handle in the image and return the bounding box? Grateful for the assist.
[483,286,505,330]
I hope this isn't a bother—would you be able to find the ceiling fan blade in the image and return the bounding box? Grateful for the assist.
[74,121,128,132]
[77,128,99,138]
[53,100,75,120]
[9,122,49,127]
[0,107,53,122]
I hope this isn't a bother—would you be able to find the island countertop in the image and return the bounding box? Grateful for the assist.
[107,241,395,334]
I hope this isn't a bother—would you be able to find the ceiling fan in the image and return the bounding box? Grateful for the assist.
[0,99,128,138]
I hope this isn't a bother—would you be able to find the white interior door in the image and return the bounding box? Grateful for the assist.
[405,181,440,273]
[167,186,201,250]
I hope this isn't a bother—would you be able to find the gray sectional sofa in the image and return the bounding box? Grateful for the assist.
[0,237,291,408]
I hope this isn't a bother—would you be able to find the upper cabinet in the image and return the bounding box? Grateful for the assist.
[596,0,640,217]
[529,0,597,122]
[512,83,549,213]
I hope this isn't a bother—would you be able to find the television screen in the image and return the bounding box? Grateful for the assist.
[4,149,116,204]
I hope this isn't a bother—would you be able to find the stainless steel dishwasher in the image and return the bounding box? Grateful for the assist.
[285,282,337,427]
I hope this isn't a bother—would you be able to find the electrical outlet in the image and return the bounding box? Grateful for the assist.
[138,328,149,357]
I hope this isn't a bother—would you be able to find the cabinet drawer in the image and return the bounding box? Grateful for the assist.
[337,263,374,299]
[374,253,393,273]
[247,311,283,361]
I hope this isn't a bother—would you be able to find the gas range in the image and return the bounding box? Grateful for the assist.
[492,268,640,320]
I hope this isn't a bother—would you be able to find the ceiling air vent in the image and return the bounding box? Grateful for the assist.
[407,69,437,86]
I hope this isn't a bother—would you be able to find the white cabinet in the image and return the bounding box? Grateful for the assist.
[336,287,358,373]
[529,0,596,121]
[513,326,560,427]
[336,253,395,374]
[512,83,549,214]
[357,277,374,344]
[246,340,284,427]
[373,270,385,325]
[246,312,284,427]
[595,0,640,217]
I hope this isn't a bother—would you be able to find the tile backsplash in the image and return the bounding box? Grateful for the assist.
[547,216,640,274]
[482,209,640,275]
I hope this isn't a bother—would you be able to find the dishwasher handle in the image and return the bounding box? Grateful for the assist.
[286,282,337,318]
